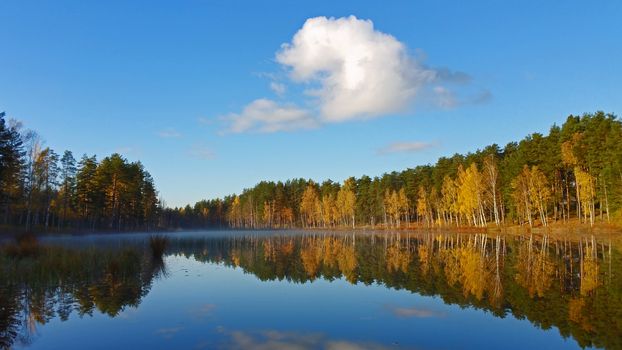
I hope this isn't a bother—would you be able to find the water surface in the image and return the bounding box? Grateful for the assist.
[1,231,620,349]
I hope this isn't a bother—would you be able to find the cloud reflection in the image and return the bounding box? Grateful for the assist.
[387,305,445,319]
[156,326,183,339]
[189,303,217,319]
[218,329,392,350]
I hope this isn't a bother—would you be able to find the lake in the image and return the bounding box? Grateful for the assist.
[0,230,620,349]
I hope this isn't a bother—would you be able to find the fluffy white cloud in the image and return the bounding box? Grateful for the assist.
[221,16,482,133]
[225,98,318,133]
[377,141,437,155]
[276,16,437,122]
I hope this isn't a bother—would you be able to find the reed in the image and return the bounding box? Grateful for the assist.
[149,235,169,258]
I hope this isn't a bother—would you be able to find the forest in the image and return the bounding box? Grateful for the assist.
[163,111,622,230]
[2,111,621,233]
[0,112,160,232]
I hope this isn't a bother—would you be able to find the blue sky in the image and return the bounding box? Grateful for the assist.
[1,0,621,207]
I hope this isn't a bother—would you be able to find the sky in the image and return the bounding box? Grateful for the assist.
[1,0,621,208]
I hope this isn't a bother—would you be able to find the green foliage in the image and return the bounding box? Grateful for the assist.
[2,110,620,231]
[0,112,161,232]
[166,111,622,229]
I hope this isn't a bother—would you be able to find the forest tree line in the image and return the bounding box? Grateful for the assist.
[3,111,620,232]
[0,112,160,232]
[162,111,622,229]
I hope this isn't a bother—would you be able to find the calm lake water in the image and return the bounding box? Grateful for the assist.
[1,230,620,349]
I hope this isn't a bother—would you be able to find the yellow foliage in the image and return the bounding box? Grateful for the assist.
[418,245,430,275]
[300,184,320,227]
[581,248,599,296]
[568,297,594,332]
[300,240,322,278]
[514,239,555,297]
[231,249,241,267]
[386,241,411,273]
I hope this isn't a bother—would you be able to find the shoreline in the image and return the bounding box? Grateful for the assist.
[1,221,620,239]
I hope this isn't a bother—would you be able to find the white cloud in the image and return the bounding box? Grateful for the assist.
[224,98,318,133]
[220,16,484,133]
[276,16,437,122]
[188,144,215,160]
[197,117,214,125]
[377,141,437,155]
[433,86,458,109]
[157,128,182,138]
[269,81,286,96]
[114,146,142,157]
[471,89,493,104]
[430,85,492,108]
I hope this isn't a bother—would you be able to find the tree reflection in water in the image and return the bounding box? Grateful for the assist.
[1,232,620,349]
[169,232,620,349]
[0,238,167,349]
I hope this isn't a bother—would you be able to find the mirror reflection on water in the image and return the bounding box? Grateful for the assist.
[0,231,620,350]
